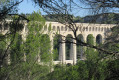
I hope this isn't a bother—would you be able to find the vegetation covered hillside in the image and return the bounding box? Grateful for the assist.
[43,13,119,24]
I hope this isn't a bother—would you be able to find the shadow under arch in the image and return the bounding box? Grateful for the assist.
[77,34,84,60]
[53,34,62,61]
[66,34,73,60]
[96,34,102,44]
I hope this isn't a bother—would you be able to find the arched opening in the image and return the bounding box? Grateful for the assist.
[61,26,63,31]
[104,27,107,31]
[77,34,84,60]
[53,26,55,31]
[65,26,67,31]
[53,34,62,61]
[85,34,94,58]
[87,34,94,45]
[98,27,100,31]
[95,27,97,31]
[57,26,60,31]
[83,27,85,31]
[96,34,102,44]
[66,34,73,60]
[89,27,91,31]
[107,27,110,32]
[93,27,94,31]
[101,27,103,31]
[86,27,88,31]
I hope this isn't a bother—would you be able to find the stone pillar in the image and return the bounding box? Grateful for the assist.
[50,36,54,54]
[94,36,96,46]
[83,34,87,51]
[73,39,77,64]
[102,35,104,43]
[7,52,11,65]
[22,24,27,41]
[59,37,66,64]
[50,35,54,62]
[83,34,87,42]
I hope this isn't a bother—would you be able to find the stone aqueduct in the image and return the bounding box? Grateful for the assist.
[0,21,116,64]
[42,22,115,64]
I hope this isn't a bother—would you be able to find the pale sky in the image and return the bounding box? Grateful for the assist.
[18,0,89,17]
[18,0,40,14]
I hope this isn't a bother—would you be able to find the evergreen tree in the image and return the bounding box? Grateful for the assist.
[0,11,52,80]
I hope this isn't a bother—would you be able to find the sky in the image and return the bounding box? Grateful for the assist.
[18,0,46,15]
[18,0,89,17]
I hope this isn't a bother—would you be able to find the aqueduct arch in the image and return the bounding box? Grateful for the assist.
[86,34,94,45]
[66,34,73,60]
[96,34,102,44]
[77,34,84,60]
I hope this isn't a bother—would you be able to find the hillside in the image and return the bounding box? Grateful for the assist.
[43,13,119,24]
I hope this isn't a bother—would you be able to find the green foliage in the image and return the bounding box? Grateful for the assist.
[0,0,19,18]
[43,14,84,23]
[104,26,119,53]
[48,23,52,31]
[48,65,66,80]
[86,34,95,59]
[102,26,119,80]
[48,64,80,80]
[73,16,84,23]
[24,11,52,63]
[43,14,74,23]
[0,62,50,80]
[0,34,6,49]
[0,11,53,80]
[48,50,109,80]
[48,33,110,80]
[86,34,95,57]
[66,35,73,60]
[87,34,94,45]
[0,34,6,66]
[39,34,51,62]
[10,33,23,63]
[9,17,24,32]
[106,59,119,80]
[53,48,59,61]
[77,34,84,59]
[53,35,61,60]
[103,13,117,24]
[77,45,84,59]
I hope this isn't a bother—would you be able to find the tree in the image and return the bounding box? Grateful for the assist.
[0,0,29,68]
[0,0,23,20]
[0,11,53,80]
